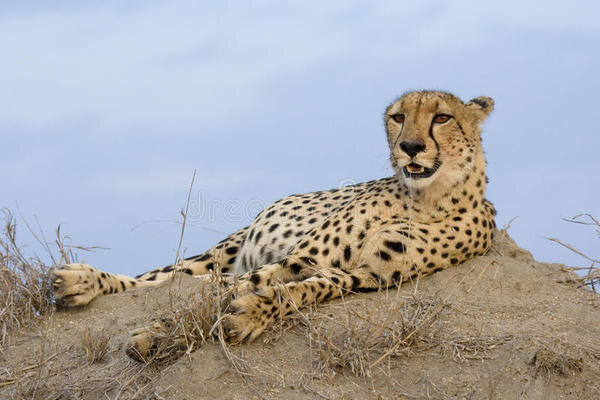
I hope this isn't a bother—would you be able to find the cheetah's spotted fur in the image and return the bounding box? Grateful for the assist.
[53,90,497,361]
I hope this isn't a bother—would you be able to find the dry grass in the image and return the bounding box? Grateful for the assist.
[1,341,160,400]
[549,213,600,293]
[304,293,446,377]
[0,210,58,348]
[530,347,583,377]
[445,334,514,363]
[138,269,243,370]
[131,172,250,372]
[80,326,112,365]
[0,177,598,399]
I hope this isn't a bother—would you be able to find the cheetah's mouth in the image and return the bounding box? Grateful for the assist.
[403,161,439,179]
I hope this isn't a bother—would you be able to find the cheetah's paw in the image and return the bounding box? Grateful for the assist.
[52,263,103,307]
[125,319,185,363]
[221,288,278,343]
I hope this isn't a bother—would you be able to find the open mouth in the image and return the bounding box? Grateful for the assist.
[402,161,440,179]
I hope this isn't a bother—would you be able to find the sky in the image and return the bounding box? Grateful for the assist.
[1,1,599,276]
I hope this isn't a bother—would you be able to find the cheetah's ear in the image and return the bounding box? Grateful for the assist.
[465,96,494,123]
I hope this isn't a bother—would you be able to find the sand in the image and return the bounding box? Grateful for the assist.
[1,230,599,399]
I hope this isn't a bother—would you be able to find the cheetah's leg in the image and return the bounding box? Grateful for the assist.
[52,263,159,307]
[124,260,301,361]
[125,265,384,361]
[53,226,248,307]
[221,217,494,342]
[232,261,311,296]
[134,225,248,281]
[222,266,388,342]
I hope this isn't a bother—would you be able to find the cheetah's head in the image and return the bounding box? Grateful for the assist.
[385,90,494,191]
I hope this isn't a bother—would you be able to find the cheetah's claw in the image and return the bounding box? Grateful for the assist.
[221,290,277,343]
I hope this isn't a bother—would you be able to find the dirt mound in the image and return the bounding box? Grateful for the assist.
[1,231,599,399]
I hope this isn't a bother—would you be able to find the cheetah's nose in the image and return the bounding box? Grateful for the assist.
[399,141,426,158]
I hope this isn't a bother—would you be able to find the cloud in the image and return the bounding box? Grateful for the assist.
[1,1,599,273]
[4,1,597,132]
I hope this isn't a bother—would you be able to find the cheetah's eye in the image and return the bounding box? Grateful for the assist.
[433,114,452,124]
[390,114,405,123]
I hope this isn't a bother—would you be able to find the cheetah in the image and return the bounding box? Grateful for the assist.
[53,90,497,361]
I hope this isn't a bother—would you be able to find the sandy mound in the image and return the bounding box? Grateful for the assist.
[1,231,599,399]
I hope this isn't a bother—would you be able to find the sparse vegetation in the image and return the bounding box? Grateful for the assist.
[549,213,600,292]
[305,293,445,377]
[80,326,112,364]
[530,347,583,377]
[137,270,238,366]
[445,334,514,363]
[0,208,599,398]
[0,210,57,347]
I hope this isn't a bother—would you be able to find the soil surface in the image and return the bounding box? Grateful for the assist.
[1,231,599,399]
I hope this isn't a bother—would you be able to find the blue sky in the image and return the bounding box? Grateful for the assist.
[1,1,599,276]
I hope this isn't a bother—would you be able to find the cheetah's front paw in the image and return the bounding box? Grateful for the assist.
[52,263,103,307]
[222,288,279,342]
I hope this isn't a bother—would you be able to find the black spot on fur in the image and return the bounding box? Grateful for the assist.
[196,253,211,261]
[250,273,261,285]
[344,245,352,261]
[300,256,316,265]
[269,224,280,233]
[384,240,406,253]
[289,263,303,274]
[265,210,276,218]
[225,246,238,255]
